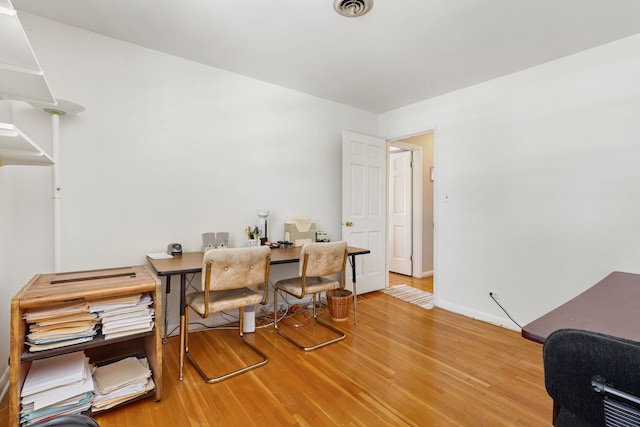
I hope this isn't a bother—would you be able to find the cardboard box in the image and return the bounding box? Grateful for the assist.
[284,220,316,246]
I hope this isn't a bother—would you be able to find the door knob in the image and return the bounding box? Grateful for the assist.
[345,221,353,227]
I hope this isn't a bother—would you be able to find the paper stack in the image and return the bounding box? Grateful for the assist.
[91,356,155,412]
[89,293,155,340]
[20,351,94,426]
[23,302,99,352]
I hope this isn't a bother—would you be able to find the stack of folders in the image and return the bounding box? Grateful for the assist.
[23,302,99,352]
[88,293,155,340]
[20,351,94,426]
[91,356,155,412]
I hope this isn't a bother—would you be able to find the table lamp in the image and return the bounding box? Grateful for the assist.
[256,209,269,242]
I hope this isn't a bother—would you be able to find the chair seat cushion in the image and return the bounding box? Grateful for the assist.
[186,287,263,316]
[275,277,340,298]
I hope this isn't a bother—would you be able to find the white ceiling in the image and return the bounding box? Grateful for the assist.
[12,0,640,113]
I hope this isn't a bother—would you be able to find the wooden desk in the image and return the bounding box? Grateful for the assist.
[521,271,640,344]
[147,245,370,341]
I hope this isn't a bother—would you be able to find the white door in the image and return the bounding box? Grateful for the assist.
[388,150,412,275]
[342,131,386,294]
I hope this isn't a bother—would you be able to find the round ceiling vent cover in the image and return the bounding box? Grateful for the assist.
[334,0,373,18]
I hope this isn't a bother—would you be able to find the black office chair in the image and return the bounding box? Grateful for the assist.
[543,329,640,426]
[31,414,100,427]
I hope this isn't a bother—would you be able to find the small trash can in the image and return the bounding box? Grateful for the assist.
[326,289,352,321]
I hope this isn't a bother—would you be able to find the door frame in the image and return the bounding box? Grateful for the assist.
[388,140,423,278]
[386,127,438,306]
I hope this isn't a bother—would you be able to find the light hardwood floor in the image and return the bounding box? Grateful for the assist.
[389,272,434,292]
[0,274,552,426]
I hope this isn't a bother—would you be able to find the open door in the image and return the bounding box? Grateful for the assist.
[341,131,386,294]
[388,149,413,275]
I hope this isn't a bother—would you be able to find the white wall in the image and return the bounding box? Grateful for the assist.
[0,162,54,395]
[0,13,378,385]
[0,166,12,396]
[381,33,640,330]
[1,99,55,394]
[0,108,13,394]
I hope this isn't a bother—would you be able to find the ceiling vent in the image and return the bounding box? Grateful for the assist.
[334,0,373,18]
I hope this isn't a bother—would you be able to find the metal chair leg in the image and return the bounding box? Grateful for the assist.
[274,291,346,351]
[184,307,269,383]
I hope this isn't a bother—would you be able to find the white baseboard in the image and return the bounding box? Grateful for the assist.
[435,299,521,333]
[404,270,432,279]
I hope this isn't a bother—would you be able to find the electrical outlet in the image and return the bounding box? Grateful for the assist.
[488,289,499,300]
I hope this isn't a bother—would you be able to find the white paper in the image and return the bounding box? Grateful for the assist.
[21,351,88,397]
[22,361,94,411]
[146,252,173,259]
[92,357,151,394]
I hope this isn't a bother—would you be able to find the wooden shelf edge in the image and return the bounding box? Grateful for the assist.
[20,329,156,362]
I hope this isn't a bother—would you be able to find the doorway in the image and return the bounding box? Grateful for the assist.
[387,132,434,279]
[388,147,413,275]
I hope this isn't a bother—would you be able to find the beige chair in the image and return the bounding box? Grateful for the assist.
[273,241,348,351]
[181,246,271,383]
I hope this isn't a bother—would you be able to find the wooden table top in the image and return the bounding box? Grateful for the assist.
[147,246,370,276]
[521,271,640,344]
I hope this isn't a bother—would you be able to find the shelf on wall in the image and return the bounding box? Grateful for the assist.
[0,1,56,167]
[0,0,56,104]
[0,122,53,166]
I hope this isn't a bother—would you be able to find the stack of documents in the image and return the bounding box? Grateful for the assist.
[91,356,155,412]
[23,302,99,352]
[20,351,94,426]
[89,293,155,340]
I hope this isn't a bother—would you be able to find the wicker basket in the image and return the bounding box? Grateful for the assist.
[326,289,352,321]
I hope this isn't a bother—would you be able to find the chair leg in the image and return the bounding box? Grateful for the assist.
[274,290,346,351]
[184,307,269,383]
[179,308,189,380]
[552,401,560,426]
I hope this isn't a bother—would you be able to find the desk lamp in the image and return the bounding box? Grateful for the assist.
[256,209,269,242]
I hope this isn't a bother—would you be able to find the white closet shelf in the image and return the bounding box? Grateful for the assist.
[0,122,53,166]
[0,1,55,167]
[0,0,56,104]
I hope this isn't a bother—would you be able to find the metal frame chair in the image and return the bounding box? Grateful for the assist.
[592,375,640,426]
[273,241,348,351]
[181,246,271,383]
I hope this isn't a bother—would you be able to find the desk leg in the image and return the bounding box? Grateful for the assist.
[163,275,171,343]
[178,274,186,381]
[350,254,358,325]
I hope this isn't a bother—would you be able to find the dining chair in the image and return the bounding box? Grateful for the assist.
[273,241,348,351]
[182,246,271,383]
